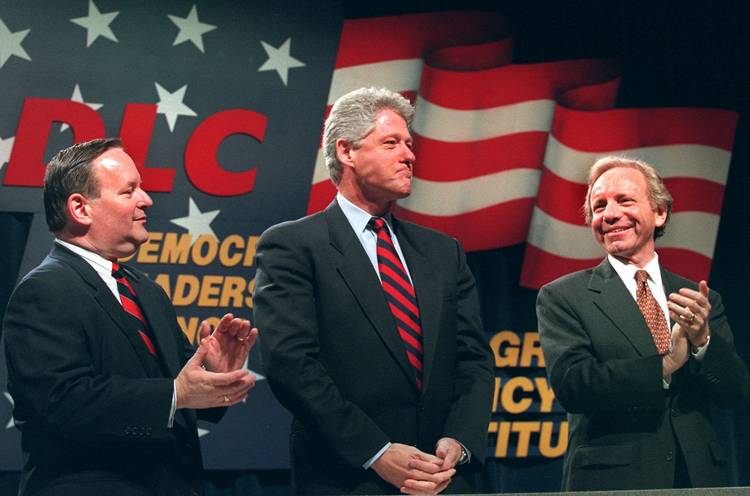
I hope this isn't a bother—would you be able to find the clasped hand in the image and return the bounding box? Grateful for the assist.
[175,313,258,409]
[372,439,463,494]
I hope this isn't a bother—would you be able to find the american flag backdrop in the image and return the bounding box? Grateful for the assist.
[1,1,749,492]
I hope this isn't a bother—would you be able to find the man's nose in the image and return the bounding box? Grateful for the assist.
[139,189,154,208]
[401,143,415,166]
[603,202,620,220]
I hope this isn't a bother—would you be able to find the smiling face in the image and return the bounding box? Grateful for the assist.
[589,166,667,267]
[337,109,415,214]
[84,148,153,260]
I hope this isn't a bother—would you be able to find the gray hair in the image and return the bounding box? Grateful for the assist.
[583,155,673,238]
[323,87,414,185]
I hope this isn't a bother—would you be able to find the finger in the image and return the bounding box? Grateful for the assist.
[197,320,212,342]
[668,293,701,311]
[675,288,709,308]
[408,458,444,474]
[189,343,209,367]
[410,450,443,465]
[243,328,259,348]
[401,480,439,494]
[207,369,253,386]
[215,313,235,334]
[699,280,710,299]
[405,468,455,485]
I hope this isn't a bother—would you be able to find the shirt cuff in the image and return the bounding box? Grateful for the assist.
[168,382,177,428]
[691,334,711,361]
[363,442,391,469]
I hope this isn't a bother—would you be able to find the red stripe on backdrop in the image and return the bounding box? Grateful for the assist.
[534,171,588,226]
[519,244,601,289]
[411,132,548,182]
[395,198,535,251]
[551,107,739,152]
[663,178,725,214]
[520,241,714,290]
[335,12,507,68]
[307,181,336,214]
[533,174,725,228]
[657,248,713,284]
[419,58,619,110]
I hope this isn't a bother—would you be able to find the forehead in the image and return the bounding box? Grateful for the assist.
[590,166,647,198]
[371,109,410,135]
[91,148,139,183]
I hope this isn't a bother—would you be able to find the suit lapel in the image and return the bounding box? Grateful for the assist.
[124,267,181,377]
[50,244,158,374]
[392,218,441,393]
[589,258,658,356]
[325,202,416,386]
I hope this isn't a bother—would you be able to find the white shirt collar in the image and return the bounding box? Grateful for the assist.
[608,252,663,289]
[336,192,394,234]
[55,238,114,273]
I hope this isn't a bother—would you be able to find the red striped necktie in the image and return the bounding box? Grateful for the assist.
[368,217,423,390]
[111,262,157,357]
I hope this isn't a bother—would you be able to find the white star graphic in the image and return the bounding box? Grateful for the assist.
[0,17,31,68]
[154,82,197,132]
[0,135,14,172]
[4,392,14,429]
[61,84,103,132]
[170,197,219,241]
[168,5,217,53]
[198,427,210,437]
[258,38,305,86]
[70,0,119,47]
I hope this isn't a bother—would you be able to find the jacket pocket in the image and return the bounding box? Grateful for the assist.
[571,443,638,468]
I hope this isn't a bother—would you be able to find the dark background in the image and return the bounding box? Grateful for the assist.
[1,1,749,494]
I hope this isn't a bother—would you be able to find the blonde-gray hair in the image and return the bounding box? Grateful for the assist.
[322,87,414,185]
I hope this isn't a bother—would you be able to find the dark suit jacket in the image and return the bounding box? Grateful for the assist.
[2,243,222,496]
[537,258,750,491]
[253,201,494,495]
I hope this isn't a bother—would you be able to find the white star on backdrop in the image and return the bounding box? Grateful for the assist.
[170,197,219,240]
[198,427,210,437]
[70,0,119,47]
[155,82,197,132]
[168,5,216,53]
[0,136,14,172]
[3,392,14,429]
[0,17,31,68]
[258,38,305,86]
[61,84,103,132]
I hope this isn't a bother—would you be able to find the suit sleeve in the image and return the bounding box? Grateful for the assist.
[440,238,494,464]
[3,273,174,444]
[686,289,750,408]
[254,226,390,468]
[536,282,665,414]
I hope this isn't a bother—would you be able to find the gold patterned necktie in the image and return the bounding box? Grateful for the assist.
[634,270,670,355]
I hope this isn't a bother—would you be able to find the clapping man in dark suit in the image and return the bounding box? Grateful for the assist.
[537,156,750,491]
[3,138,258,496]
[253,87,494,494]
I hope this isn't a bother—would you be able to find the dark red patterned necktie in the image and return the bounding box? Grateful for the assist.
[112,262,157,357]
[368,217,423,389]
[635,270,670,355]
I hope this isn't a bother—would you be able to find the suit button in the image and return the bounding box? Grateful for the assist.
[666,450,674,461]
[671,408,680,417]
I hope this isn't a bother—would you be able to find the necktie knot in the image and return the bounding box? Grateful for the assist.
[635,269,649,286]
[368,216,387,233]
[112,262,125,279]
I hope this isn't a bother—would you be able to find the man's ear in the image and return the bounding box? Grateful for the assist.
[67,193,93,227]
[336,138,355,169]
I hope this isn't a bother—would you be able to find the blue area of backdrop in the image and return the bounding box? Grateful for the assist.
[0,1,748,494]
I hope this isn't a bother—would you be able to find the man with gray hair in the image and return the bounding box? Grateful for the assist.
[254,87,493,494]
[537,156,750,490]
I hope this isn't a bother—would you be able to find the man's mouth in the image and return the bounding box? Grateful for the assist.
[603,225,631,235]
